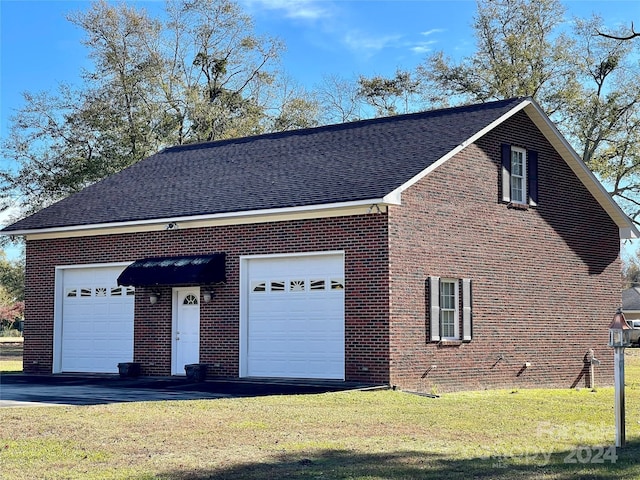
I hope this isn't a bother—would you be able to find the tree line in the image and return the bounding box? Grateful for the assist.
[1,0,640,289]
[3,0,640,220]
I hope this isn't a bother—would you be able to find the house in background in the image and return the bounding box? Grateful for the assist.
[622,287,640,323]
[3,97,636,393]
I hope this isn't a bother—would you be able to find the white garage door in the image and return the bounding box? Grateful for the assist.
[60,265,134,373]
[244,253,345,380]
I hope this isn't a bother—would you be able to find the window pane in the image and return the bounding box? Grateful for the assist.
[441,311,454,337]
[310,279,325,291]
[511,152,523,176]
[290,279,305,292]
[440,282,455,309]
[183,294,198,305]
[511,177,523,202]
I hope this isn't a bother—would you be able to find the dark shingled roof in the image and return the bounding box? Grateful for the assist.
[623,287,640,312]
[3,97,526,232]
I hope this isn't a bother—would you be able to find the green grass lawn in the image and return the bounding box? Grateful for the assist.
[2,346,640,479]
[0,341,22,374]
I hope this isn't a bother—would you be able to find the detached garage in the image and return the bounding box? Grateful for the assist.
[54,264,134,374]
[5,98,636,392]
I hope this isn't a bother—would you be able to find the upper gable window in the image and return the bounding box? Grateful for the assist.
[501,144,538,207]
[510,147,526,204]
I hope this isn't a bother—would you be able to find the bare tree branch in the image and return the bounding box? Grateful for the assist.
[598,22,640,41]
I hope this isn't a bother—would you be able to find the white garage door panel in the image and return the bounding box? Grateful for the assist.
[60,266,134,374]
[245,254,345,379]
[248,357,342,378]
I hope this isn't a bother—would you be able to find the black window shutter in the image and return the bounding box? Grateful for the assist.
[501,144,511,202]
[462,278,472,341]
[428,276,441,342]
[528,150,538,206]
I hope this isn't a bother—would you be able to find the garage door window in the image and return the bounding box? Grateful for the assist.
[251,277,344,294]
[290,280,305,292]
[110,286,134,296]
[66,286,135,298]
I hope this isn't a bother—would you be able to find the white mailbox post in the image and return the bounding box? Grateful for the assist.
[608,309,631,448]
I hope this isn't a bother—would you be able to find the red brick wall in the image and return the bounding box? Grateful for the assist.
[23,215,390,382]
[388,110,620,392]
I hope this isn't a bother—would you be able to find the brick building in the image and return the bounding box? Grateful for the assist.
[3,97,635,392]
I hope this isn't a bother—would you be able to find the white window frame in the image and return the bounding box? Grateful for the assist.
[429,277,472,343]
[439,279,459,340]
[510,146,527,204]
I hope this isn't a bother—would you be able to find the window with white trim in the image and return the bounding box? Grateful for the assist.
[501,143,538,207]
[439,280,458,339]
[428,277,473,342]
[510,147,526,204]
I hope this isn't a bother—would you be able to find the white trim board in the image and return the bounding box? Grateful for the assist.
[14,202,391,240]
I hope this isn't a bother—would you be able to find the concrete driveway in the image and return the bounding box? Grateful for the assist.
[0,374,378,407]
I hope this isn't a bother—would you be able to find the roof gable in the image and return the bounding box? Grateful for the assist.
[3,97,637,239]
[623,287,640,312]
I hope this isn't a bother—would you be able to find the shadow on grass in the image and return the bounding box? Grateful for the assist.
[152,441,640,480]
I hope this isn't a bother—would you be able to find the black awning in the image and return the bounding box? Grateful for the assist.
[117,253,226,287]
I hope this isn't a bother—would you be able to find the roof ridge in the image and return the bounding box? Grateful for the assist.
[161,97,529,154]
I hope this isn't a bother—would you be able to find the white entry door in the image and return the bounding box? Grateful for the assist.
[172,287,200,375]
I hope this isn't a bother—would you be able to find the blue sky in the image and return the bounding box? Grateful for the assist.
[0,0,639,258]
[2,0,637,139]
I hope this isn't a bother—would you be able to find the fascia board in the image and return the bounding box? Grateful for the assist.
[3,198,396,238]
[522,101,639,239]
